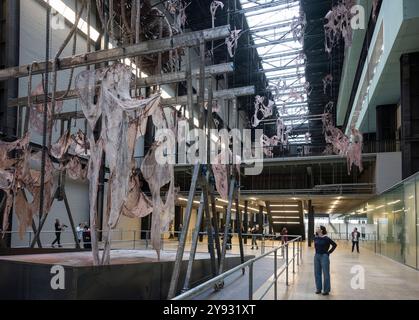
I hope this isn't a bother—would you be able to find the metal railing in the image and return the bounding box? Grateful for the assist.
[172,235,303,300]
[328,232,377,241]
[2,229,294,253]
[253,140,399,160]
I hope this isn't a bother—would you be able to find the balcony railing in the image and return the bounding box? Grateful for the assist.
[257,140,400,160]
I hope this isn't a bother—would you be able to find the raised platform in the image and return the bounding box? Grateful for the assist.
[0,249,252,300]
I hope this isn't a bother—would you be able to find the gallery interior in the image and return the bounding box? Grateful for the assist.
[1,0,419,300]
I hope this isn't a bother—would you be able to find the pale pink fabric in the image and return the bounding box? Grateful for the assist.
[324,0,355,54]
[29,83,63,134]
[251,95,274,127]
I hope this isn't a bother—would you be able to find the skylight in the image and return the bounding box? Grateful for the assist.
[240,0,309,143]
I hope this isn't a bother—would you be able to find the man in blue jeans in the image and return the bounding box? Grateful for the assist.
[314,226,337,296]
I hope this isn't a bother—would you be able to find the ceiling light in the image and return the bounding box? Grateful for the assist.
[272,216,299,219]
[270,204,299,207]
[387,200,401,205]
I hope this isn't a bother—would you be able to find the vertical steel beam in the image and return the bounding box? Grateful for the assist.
[209,185,222,264]
[235,198,245,274]
[167,164,200,299]
[182,193,205,291]
[218,178,236,275]
[201,181,218,276]
[308,200,314,247]
[266,201,274,235]
[274,249,278,300]
[38,1,51,230]
[63,191,81,249]
[243,200,248,244]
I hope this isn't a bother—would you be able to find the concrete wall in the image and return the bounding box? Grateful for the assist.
[375,152,402,194]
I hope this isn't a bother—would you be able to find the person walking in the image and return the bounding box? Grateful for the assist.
[251,224,259,250]
[82,225,91,249]
[51,219,64,248]
[314,226,337,296]
[351,227,361,253]
[281,227,289,244]
[76,223,84,244]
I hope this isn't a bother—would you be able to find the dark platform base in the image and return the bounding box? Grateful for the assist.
[0,250,252,300]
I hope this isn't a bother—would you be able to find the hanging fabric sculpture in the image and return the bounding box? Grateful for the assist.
[304,82,313,96]
[251,95,274,127]
[291,13,306,44]
[141,142,175,259]
[261,135,280,157]
[210,1,224,28]
[122,174,153,219]
[65,156,87,180]
[322,103,363,174]
[324,0,355,54]
[71,130,90,157]
[50,131,72,160]
[165,0,189,33]
[276,118,290,146]
[323,74,333,95]
[29,83,64,134]
[75,63,165,265]
[225,28,241,58]
[0,170,14,236]
[347,127,363,174]
[0,134,32,237]
[212,151,229,200]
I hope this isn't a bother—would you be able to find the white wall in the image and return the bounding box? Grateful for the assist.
[375,152,402,194]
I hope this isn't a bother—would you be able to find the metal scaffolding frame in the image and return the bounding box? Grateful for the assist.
[0,0,258,299]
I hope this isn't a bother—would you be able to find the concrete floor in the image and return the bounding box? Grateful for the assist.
[183,241,419,300]
[264,241,419,300]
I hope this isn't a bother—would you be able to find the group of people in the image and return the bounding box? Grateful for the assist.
[313,227,361,296]
[50,219,91,249]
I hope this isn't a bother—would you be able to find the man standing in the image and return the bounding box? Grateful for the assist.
[351,227,361,253]
[52,219,63,248]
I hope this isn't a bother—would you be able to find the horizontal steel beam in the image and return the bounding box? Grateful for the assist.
[243,0,299,17]
[8,63,234,108]
[52,86,255,120]
[162,86,255,106]
[264,64,305,74]
[260,50,303,61]
[249,36,299,49]
[0,25,231,81]
[250,20,296,34]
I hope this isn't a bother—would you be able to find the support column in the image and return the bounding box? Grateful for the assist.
[174,205,182,239]
[400,52,419,179]
[258,206,264,234]
[308,200,314,247]
[266,201,274,235]
[1,0,19,137]
[243,200,248,244]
